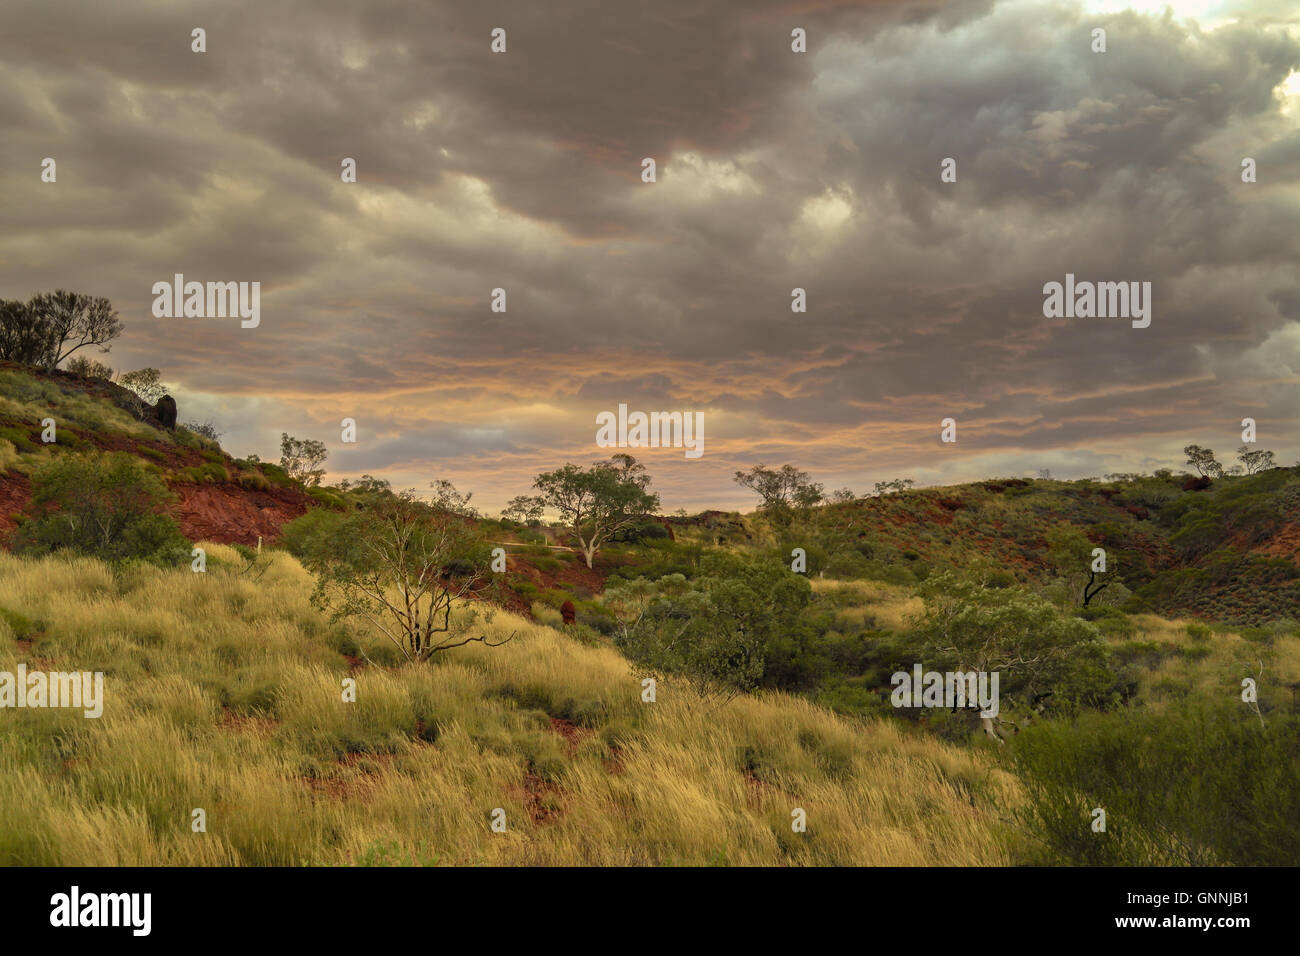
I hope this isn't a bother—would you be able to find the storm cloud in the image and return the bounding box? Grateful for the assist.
[1,0,1297,510]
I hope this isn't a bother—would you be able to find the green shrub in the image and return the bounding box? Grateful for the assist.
[177,462,229,484]
[537,587,573,608]
[1009,704,1300,865]
[0,607,41,641]
[278,508,347,560]
[12,452,190,565]
[257,462,296,488]
[306,487,346,509]
[235,470,271,491]
[0,425,37,453]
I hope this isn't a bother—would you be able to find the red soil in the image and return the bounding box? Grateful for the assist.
[172,482,310,547]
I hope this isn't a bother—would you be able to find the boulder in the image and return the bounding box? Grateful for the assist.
[154,394,177,429]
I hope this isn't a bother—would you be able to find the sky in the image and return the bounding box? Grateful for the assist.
[2,0,1298,513]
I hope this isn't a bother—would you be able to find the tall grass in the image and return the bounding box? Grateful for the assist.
[0,546,1014,866]
[0,369,160,443]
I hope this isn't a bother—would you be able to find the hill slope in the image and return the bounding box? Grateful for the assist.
[0,546,1013,866]
[0,362,313,545]
[2,361,1297,625]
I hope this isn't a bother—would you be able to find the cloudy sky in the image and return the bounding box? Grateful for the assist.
[3,0,1298,512]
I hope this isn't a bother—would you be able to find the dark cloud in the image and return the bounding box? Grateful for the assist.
[0,0,1297,509]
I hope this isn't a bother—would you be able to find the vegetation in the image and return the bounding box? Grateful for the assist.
[12,453,189,565]
[0,546,1012,866]
[295,491,505,664]
[118,368,168,405]
[530,454,659,568]
[0,363,1297,866]
[280,433,328,488]
[0,290,123,371]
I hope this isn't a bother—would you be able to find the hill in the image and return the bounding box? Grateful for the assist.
[0,362,313,545]
[1,360,1297,628]
[0,545,1011,865]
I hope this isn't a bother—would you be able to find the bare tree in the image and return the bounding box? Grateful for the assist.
[304,491,512,664]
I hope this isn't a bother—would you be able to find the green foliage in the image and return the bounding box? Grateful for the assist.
[0,606,41,641]
[280,433,327,487]
[12,452,189,564]
[306,486,346,509]
[278,508,347,560]
[234,469,271,491]
[118,368,167,405]
[255,462,297,488]
[733,463,823,528]
[532,454,659,569]
[912,571,1123,710]
[604,552,812,702]
[298,491,500,664]
[605,538,703,584]
[1010,704,1300,865]
[178,462,229,484]
[0,425,38,453]
[610,518,670,543]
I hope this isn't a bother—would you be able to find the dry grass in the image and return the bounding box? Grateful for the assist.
[0,546,1015,866]
[1122,613,1300,712]
[812,578,923,632]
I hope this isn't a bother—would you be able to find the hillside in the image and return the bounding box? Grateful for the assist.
[0,362,314,545]
[1,361,1297,628]
[0,546,1012,866]
[1,361,1298,866]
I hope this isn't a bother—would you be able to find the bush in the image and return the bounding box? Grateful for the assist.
[257,462,296,488]
[0,425,38,453]
[609,519,669,544]
[64,356,113,380]
[12,452,190,564]
[185,421,224,443]
[235,469,271,491]
[278,508,347,560]
[306,487,346,509]
[178,462,229,484]
[1010,704,1300,865]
